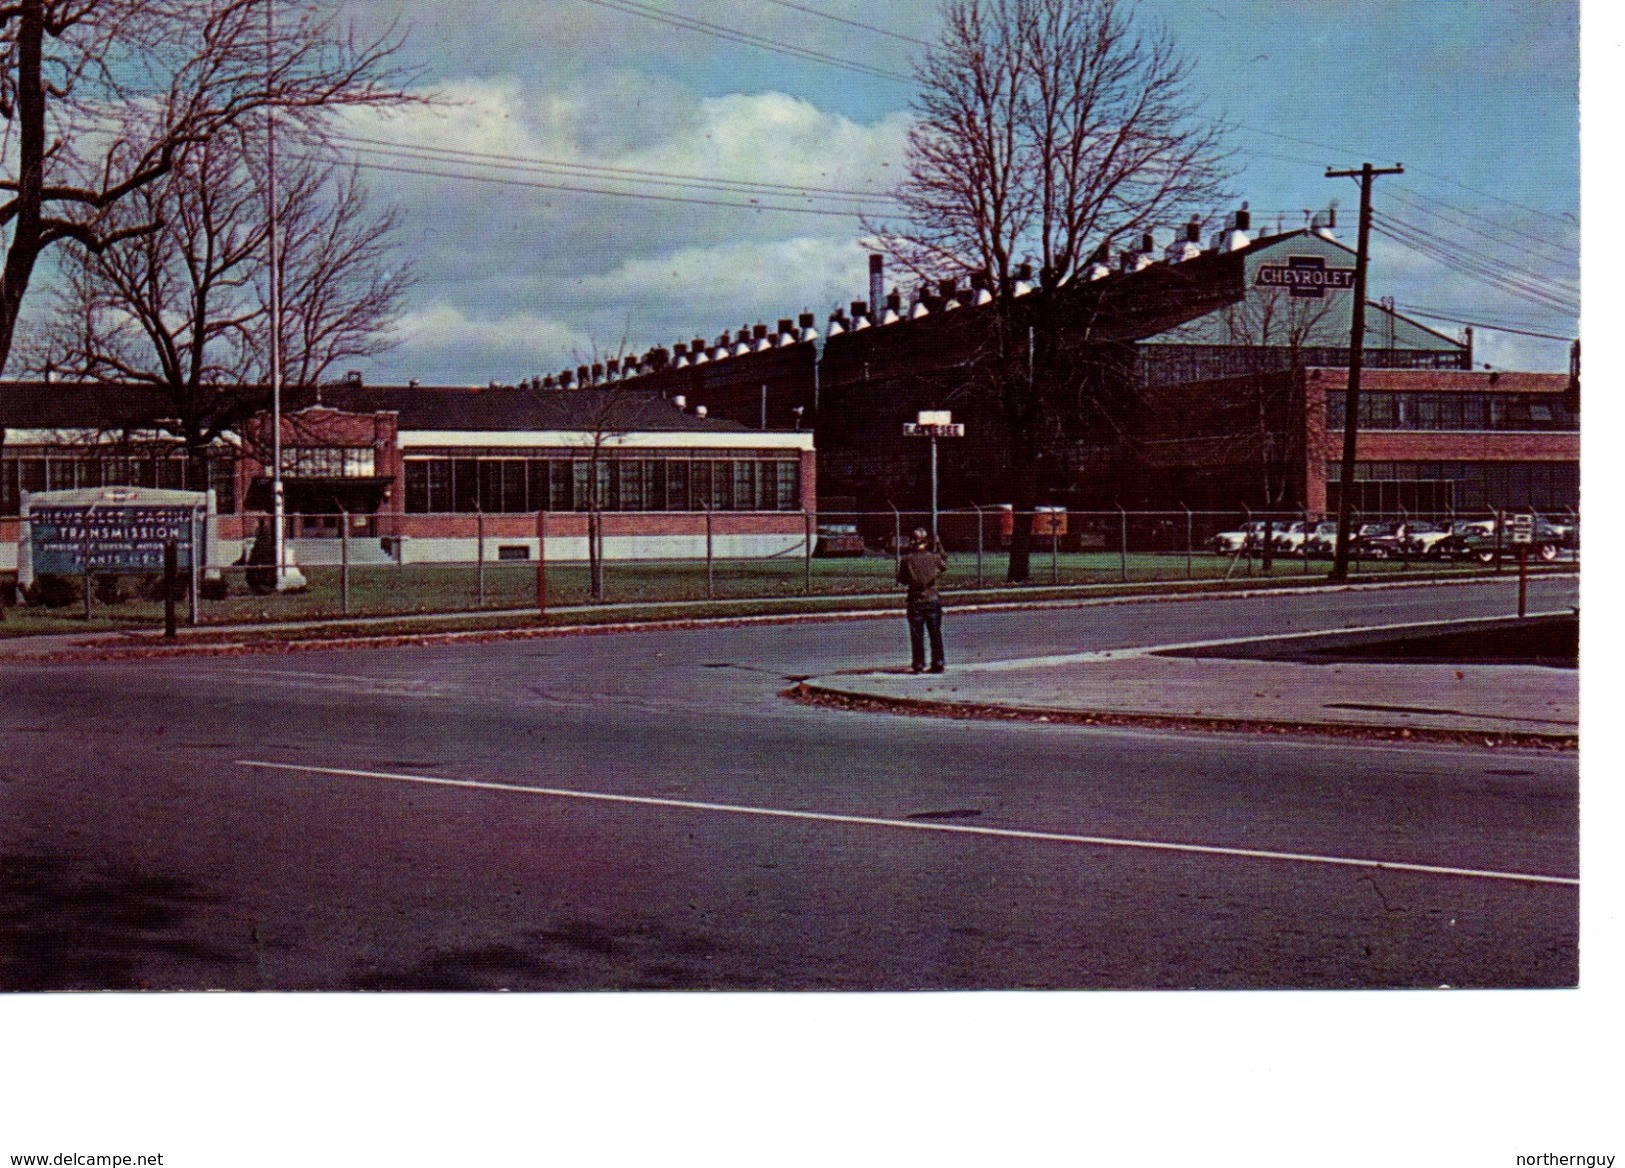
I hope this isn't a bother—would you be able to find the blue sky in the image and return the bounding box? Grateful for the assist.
[311,0,1580,382]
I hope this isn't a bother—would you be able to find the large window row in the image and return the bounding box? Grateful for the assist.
[1329,460,1579,513]
[403,456,802,513]
[1137,344,1467,387]
[1,454,237,515]
[1327,392,1577,432]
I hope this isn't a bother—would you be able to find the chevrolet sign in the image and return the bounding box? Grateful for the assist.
[1256,254,1356,298]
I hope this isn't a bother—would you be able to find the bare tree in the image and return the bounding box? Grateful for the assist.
[29,131,410,485]
[0,0,415,375]
[870,0,1231,580]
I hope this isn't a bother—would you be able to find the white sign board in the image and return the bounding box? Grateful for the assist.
[1511,514,1534,545]
[903,423,966,438]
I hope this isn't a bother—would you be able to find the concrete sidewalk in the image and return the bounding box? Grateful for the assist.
[801,617,1579,744]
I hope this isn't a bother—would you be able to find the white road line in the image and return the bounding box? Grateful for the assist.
[235,760,1578,888]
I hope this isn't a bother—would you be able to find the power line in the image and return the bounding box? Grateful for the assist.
[1384,186,1577,269]
[1372,216,1578,316]
[1377,209,1578,297]
[1395,306,1576,342]
[746,0,933,47]
[325,131,901,205]
[576,0,915,83]
[316,154,874,217]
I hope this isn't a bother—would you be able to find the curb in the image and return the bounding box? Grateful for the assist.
[784,682,1579,751]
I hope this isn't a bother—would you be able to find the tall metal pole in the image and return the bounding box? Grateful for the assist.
[1326,161,1403,581]
[266,0,287,587]
[930,435,939,541]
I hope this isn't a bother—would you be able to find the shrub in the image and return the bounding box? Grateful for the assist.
[25,574,82,608]
[199,574,231,601]
[94,575,131,606]
[244,522,277,595]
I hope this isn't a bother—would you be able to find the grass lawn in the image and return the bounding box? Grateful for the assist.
[0,551,1510,636]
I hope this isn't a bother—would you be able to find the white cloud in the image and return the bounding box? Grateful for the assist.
[343,78,909,380]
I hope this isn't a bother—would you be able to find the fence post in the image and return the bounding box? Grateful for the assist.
[705,504,714,599]
[890,504,901,572]
[1302,507,1312,576]
[536,509,547,617]
[803,509,813,594]
[1494,508,1505,573]
[339,507,351,616]
[162,538,178,639]
[1050,512,1060,585]
[1183,505,1193,580]
[82,502,94,621]
[974,505,985,589]
[189,510,200,626]
[476,510,486,606]
[1117,505,1128,583]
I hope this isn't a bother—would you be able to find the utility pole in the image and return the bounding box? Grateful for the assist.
[1326,162,1403,581]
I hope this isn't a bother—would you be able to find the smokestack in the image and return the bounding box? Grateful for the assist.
[1312,204,1338,240]
[869,254,885,319]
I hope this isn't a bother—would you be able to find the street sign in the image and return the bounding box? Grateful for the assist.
[1511,513,1535,545]
[903,422,965,438]
[1256,254,1356,299]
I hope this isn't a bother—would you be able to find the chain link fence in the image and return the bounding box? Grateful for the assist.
[0,505,1579,629]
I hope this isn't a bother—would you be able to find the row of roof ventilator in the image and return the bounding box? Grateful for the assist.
[529,314,822,390]
[516,202,1338,390]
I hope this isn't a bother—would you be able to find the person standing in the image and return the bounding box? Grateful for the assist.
[897,527,949,673]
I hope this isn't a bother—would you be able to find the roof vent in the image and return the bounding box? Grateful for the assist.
[691,337,710,364]
[1312,204,1338,240]
[694,405,708,419]
[1013,262,1035,296]
[1165,218,1204,263]
[1213,202,1252,253]
[673,394,687,410]
[798,311,819,343]
[408,377,421,388]
[344,370,363,387]
[827,307,847,337]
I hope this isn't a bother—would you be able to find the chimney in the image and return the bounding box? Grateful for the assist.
[776,318,795,346]
[883,290,903,324]
[798,311,819,343]
[1014,262,1035,296]
[733,326,753,356]
[869,254,885,319]
[673,341,690,368]
[827,306,848,337]
[691,337,709,364]
[851,300,871,329]
[753,322,771,351]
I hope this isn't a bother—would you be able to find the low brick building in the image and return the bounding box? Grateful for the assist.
[0,381,817,567]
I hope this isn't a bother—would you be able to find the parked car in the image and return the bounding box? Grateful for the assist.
[1302,521,1342,557]
[1210,520,1269,554]
[1269,521,1312,554]
[813,523,866,557]
[1397,520,1452,558]
[1351,521,1400,558]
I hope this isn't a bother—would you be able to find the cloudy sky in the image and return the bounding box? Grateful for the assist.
[302,0,1579,383]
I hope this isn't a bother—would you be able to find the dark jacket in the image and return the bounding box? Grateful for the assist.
[897,544,949,604]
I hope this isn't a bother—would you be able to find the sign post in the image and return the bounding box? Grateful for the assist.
[903,410,966,541]
[1511,512,1534,618]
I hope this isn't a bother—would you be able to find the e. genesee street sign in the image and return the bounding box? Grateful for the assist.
[1256,254,1356,298]
[31,505,199,574]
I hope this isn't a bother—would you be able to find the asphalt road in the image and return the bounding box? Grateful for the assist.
[0,576,1579,991]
